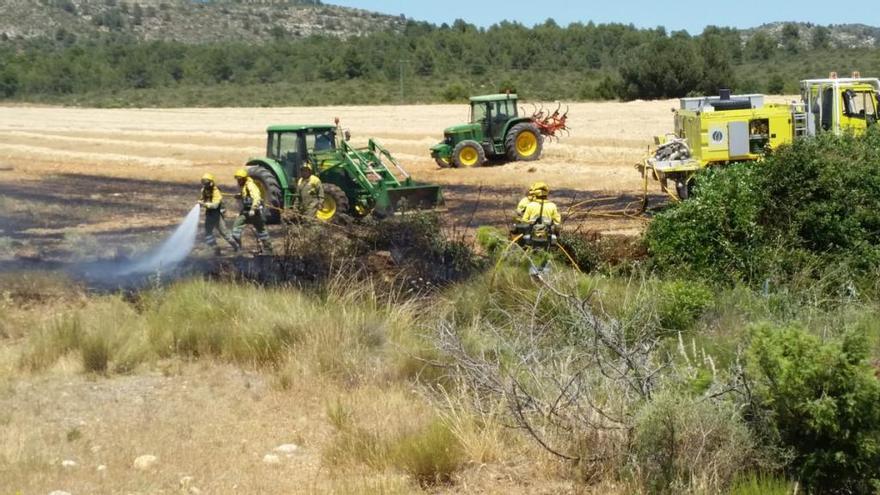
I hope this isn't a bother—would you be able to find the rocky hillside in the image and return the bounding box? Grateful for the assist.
[0,0,406,43]
[743,22,880,49]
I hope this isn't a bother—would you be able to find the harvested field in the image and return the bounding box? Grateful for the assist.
[0,100,682,263]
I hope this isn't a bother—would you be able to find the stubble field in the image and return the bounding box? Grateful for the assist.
[0,100,681,264]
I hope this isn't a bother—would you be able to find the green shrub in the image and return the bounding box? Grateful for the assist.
[440,83,468,102]
[475,226,507,256]
[656,280,715,331]
[645,162,763,283]
[747,325,880,492]
[557,232,600,273]
[647,129,880,290]
[729,473,794,495]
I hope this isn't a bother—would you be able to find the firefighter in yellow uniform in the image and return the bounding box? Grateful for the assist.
[515,186,536,220]
[293,163,325,219]
[198,173,239,255]
[519,181,561,246]
[231,168,273,255]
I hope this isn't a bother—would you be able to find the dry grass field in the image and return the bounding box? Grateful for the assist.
[0,100,729,494]
[0,100,682,264]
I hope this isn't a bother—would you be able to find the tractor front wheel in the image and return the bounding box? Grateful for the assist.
[505,123,544,162]
[452,140,486,168]
[247,165,283,224]
[434,155,452,168]
[317,184,350,222]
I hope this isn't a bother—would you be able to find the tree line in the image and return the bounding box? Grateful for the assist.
[1,19,878,105]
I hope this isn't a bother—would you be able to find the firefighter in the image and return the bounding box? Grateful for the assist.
[517,181,561,248]
[198,173,239,255]
[293,163,325,219]
[515,185,536,220]
[231,168,273,255]
[521,181,561,225]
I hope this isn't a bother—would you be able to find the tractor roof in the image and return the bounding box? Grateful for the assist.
[267,124,336,133]
[470,94,518,103]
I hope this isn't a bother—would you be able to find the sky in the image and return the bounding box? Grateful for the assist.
[330,0,880,34]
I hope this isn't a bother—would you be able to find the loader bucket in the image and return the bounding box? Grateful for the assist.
[382,184,444,215]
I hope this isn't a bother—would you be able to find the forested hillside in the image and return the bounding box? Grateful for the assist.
[0,14,879,106]
[0,0,404,43]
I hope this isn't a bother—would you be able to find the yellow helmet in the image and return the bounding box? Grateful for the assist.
[234,168,248,179]
[201,173,215,184]
[531,181,549,197]
[301,163,313,172]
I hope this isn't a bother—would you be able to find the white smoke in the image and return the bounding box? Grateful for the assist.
[116,204,201,276]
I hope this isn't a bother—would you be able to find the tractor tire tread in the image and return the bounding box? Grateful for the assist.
[247,165,283,224]
[505,122,544,162]
[322,183,350,222]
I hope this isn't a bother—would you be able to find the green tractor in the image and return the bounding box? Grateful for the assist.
[245,123,443,223]
[430,94,568,168]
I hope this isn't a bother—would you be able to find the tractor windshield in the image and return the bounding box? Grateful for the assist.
[492,99,516,121]
[267,131,305,177]
[470,102,488,124]
[267,132,302,161]
[306,128,337,153]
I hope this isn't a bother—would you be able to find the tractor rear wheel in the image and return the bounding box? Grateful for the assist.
[247,165,283,224]
[505,123,544,162]
[317,183,350,222]
[452,140,486,168]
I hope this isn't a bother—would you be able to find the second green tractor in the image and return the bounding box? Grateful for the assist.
[430,93,568,168]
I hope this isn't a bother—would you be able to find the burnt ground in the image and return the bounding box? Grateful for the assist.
[0,171,663,291]
[0,173,196,261]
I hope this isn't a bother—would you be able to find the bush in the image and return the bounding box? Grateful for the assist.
[631,392,756,493]
[655,280,715,331]
[324,395,466,486]
[389,418,465,486]
[278,213,484,287]
[81,333,110,373]
[440,83,468,102]
[747,325,880,492]
[729,473,794,495]
[646,129,880,289]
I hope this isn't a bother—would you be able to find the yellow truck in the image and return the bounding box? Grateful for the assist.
[639,74,880,199]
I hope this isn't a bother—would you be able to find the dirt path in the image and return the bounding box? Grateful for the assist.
[0,101,678,261]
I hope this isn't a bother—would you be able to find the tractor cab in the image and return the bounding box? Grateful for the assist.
[265,124,338,180]
[470,94,519,141]
[801,75,880,135]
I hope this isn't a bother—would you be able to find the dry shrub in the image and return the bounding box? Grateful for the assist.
[276,213,485,287]
[631,392,755,493]
[324,388,467,486]
[0,271,80,306]
[80,332,110,373]
[389,417,464,486]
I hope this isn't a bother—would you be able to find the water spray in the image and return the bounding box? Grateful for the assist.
[75,204,202,287]
[116,204,201,276]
